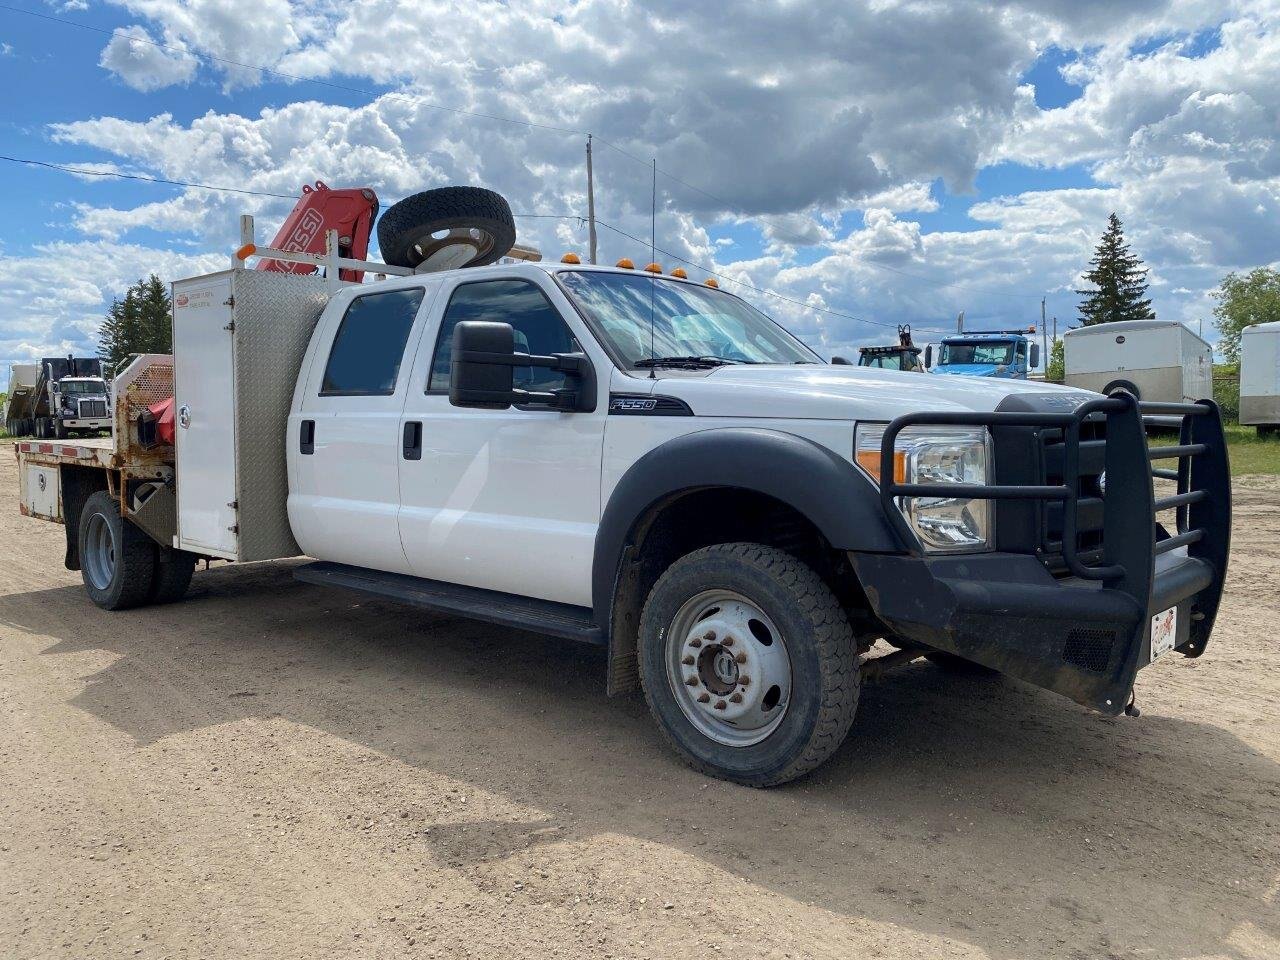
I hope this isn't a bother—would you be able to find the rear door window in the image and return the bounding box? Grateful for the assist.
[321,288,426,396]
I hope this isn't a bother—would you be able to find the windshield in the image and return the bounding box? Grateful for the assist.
[939,341,1014,366]
[859,351,919,371]
[557,271,819,367]
[59,380,106,395]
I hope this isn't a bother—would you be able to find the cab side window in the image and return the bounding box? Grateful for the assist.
[320,288,425,396]
[428,280,579,394]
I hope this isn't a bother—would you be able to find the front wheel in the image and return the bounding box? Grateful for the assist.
[639,543,860,787]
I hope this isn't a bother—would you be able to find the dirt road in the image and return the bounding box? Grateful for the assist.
[2,449,1278,960]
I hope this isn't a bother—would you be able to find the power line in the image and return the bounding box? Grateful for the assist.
[4,2,1046,304]
[0,156,580,219]
[0,148,930,333]
[1,155,298,199]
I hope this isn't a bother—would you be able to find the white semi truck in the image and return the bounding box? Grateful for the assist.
[12,191,1233,786]
[4,356,112,439]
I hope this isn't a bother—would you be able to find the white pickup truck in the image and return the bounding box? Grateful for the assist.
[13,207,1232,786]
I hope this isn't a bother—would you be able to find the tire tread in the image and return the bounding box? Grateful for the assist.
[639,542,859,787]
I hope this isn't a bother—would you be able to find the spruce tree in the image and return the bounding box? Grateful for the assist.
[98,274,172,370]
[1075,213,1155,326]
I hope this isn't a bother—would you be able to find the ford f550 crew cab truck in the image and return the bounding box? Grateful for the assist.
[13,207,1232,787]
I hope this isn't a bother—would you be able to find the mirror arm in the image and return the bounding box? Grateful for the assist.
[455,349,587,374]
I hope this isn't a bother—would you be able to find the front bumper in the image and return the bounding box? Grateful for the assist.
[852,396,1231,714]
[60,419,110,430]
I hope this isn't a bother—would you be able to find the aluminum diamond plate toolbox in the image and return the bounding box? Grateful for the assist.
[173,268,331,562]
[231,270,331,561]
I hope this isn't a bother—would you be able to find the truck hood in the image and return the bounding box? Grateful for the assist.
[645,365,1096,420]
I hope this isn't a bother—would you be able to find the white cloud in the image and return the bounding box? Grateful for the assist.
[7,0,1280,373]
[99,25,198,91]
[0,241,225,389]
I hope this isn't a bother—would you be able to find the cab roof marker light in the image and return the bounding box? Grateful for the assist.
[616,257,635,269]
[644,262,663,274]
[670,268,688,279]
[704,278,719,288]
[561,252,582,264]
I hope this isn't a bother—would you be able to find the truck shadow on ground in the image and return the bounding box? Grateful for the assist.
[6,560,1278,960]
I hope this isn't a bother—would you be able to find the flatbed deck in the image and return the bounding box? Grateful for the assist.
[14,437,115,467]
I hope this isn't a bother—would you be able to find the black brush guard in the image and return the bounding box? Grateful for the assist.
[850,395,1231,713]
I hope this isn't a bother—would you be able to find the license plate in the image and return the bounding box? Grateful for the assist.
[1150,606,1178,662]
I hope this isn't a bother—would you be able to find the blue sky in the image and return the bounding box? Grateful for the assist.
[3,0,1278,387]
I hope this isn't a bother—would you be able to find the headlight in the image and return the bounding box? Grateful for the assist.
[855,423,994,553]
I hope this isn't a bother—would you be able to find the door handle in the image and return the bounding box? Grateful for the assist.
[178,404,191,429]
[403,421,422,460]
[300,419,315,455]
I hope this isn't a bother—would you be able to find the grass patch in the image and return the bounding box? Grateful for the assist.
[1225,423,1280,476]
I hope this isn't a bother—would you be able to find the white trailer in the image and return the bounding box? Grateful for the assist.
[1063,320,1213,404]
[1240,320,1280,437]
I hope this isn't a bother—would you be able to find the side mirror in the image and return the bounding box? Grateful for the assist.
[449,320,596,412]
[831,355,853,365]
[1030,343,1041,369]
[924,344,933,368]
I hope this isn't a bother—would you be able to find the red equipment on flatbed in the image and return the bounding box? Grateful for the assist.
[256,181,379,283]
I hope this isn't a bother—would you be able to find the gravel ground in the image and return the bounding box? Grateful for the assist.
[1,449,1277,960]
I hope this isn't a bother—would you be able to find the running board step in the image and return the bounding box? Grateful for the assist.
[293,561,605,645]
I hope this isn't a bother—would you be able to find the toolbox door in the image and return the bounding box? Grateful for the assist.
[174,274,239,558]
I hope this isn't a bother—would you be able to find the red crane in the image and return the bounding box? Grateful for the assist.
[256,181,380,283]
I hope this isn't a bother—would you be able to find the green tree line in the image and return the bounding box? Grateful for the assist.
[99,274,173,370]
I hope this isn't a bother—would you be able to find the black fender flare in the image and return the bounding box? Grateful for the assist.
[591,426,902,630]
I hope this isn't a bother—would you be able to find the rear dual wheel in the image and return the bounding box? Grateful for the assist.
[639,543,860,787]
[79,491,197,610]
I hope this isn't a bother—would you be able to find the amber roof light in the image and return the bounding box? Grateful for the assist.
[560,252,582,264]
[616,257,635,269]
[704,278,719,288]
[670,268,688,279]
[644,262,662,274]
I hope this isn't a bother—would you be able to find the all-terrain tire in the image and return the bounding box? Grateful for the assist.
[78,491,156,611]
[377,186,516,270]
[639,542,860,787]
[150,549,197,604]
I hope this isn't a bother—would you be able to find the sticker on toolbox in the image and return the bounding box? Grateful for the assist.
[1150,606,1178,662]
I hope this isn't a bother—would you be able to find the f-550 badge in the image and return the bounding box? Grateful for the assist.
[610,397,658,412]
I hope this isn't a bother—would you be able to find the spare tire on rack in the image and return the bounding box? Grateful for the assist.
[377,186,516,271]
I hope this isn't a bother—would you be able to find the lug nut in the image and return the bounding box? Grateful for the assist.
[689,639,702,648]
[697,693,710,703]
[735,652,747,664]
[729,693,743,704]
[682,655,695,666]
[713,700,727,711]
[703,630,717,642]
[739,676,751,687]
[685,675,699,687]
[722,637,734,647]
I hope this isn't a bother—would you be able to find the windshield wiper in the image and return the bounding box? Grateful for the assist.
[633,355,747,369]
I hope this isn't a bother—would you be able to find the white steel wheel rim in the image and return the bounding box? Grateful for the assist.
[412,227,496,271]
[83,511,117,591]
[665,589,792,748]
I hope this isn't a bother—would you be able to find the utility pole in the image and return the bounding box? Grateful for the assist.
[1041,297,1048,371]
[586,134,598,264]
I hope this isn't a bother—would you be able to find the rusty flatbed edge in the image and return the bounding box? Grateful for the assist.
[14,437,115,468]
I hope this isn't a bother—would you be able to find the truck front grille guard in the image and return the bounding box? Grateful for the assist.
[879,396,1230,592]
